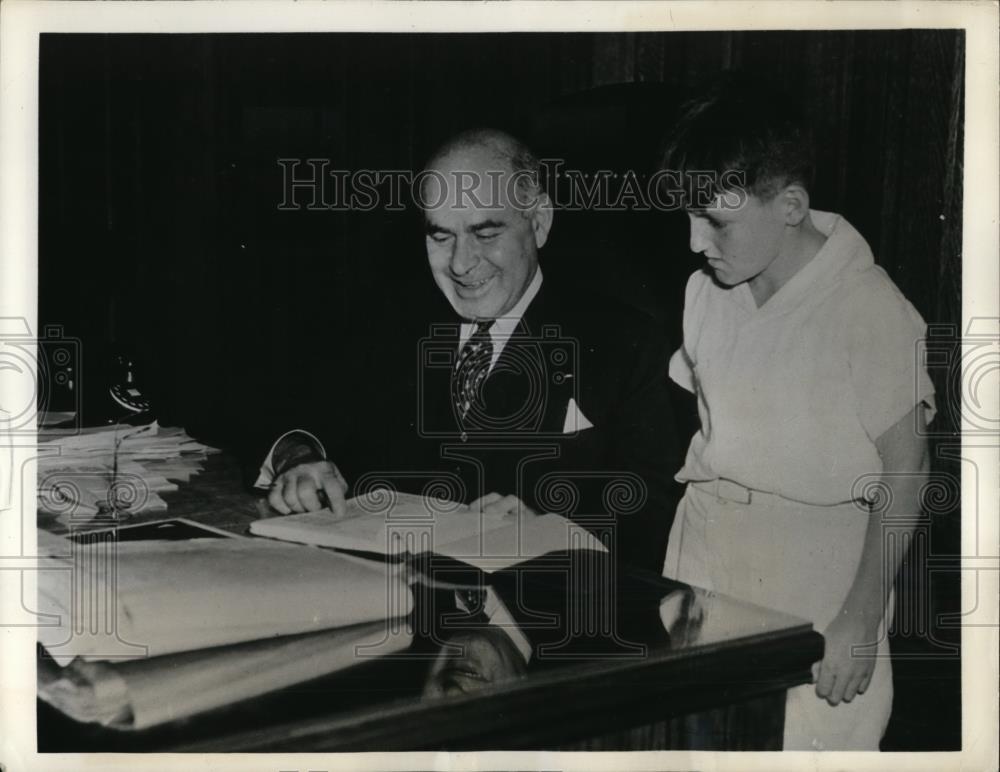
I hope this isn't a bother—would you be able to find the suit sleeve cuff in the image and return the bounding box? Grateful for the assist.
[253,429,327,489]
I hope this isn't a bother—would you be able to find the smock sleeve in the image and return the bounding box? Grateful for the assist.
[845,274,937,442]
[668,270,710,394]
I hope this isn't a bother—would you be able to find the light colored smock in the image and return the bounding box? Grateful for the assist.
[665,211,935,750]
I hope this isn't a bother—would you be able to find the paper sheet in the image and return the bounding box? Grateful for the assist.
[38,618,411,730]
[37,534,412,665]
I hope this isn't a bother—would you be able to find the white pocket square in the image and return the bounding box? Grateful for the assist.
[562,397,594,434]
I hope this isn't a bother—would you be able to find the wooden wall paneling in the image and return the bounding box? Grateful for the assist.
[805,31,855,211]
[635,32,666,84]
[591,32,637,88]
[658,32,734,90]
[889,31,954,319]
[938,35,964,334]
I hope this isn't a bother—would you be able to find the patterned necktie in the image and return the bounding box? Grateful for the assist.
[458,587,489,620]
[453,320,494,422]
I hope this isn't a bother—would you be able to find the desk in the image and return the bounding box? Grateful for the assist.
[38,452,824,752]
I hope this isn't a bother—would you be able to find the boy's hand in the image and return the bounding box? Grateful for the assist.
[814,609,880,706]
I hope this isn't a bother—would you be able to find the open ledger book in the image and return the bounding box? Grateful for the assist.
[249,490,607,572]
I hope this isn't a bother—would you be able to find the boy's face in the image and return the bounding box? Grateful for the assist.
[686,192,787,287]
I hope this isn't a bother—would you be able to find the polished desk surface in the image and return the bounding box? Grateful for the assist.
[38,452,824,752]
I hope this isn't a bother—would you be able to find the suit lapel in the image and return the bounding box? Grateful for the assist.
[480,318,535,431]
[420,321,462,435]
[480,287,576,434]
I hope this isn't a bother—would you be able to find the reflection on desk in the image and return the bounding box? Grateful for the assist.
[38,452,823,752]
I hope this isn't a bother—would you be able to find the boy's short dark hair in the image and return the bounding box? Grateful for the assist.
[659,72,815,206]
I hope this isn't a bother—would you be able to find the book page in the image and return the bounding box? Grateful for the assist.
[435,512,607,572]
[250,489,607,572]
[250,489,478,555]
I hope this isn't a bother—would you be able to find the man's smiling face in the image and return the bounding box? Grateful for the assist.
[423,148,550,321]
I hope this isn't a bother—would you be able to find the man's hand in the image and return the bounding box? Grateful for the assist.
[814,607,880,706]
[268,460,348,517]
[469,492,536,517]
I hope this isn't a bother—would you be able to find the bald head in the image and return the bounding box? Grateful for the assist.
[421,128,553,321]
[422,128,544,211]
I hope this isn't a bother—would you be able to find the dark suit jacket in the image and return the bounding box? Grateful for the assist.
[242,282,682,572]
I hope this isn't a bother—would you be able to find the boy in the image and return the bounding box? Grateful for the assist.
[659,77,935,750]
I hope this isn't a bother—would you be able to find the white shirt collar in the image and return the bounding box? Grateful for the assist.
[459,268,543,369]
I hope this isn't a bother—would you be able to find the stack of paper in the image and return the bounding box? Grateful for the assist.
[36,421,219,521]
[37,532,412,665]
[38,619,412,730]
[36,530,414,729]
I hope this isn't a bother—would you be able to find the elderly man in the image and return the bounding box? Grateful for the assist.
[255,128,680,572]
